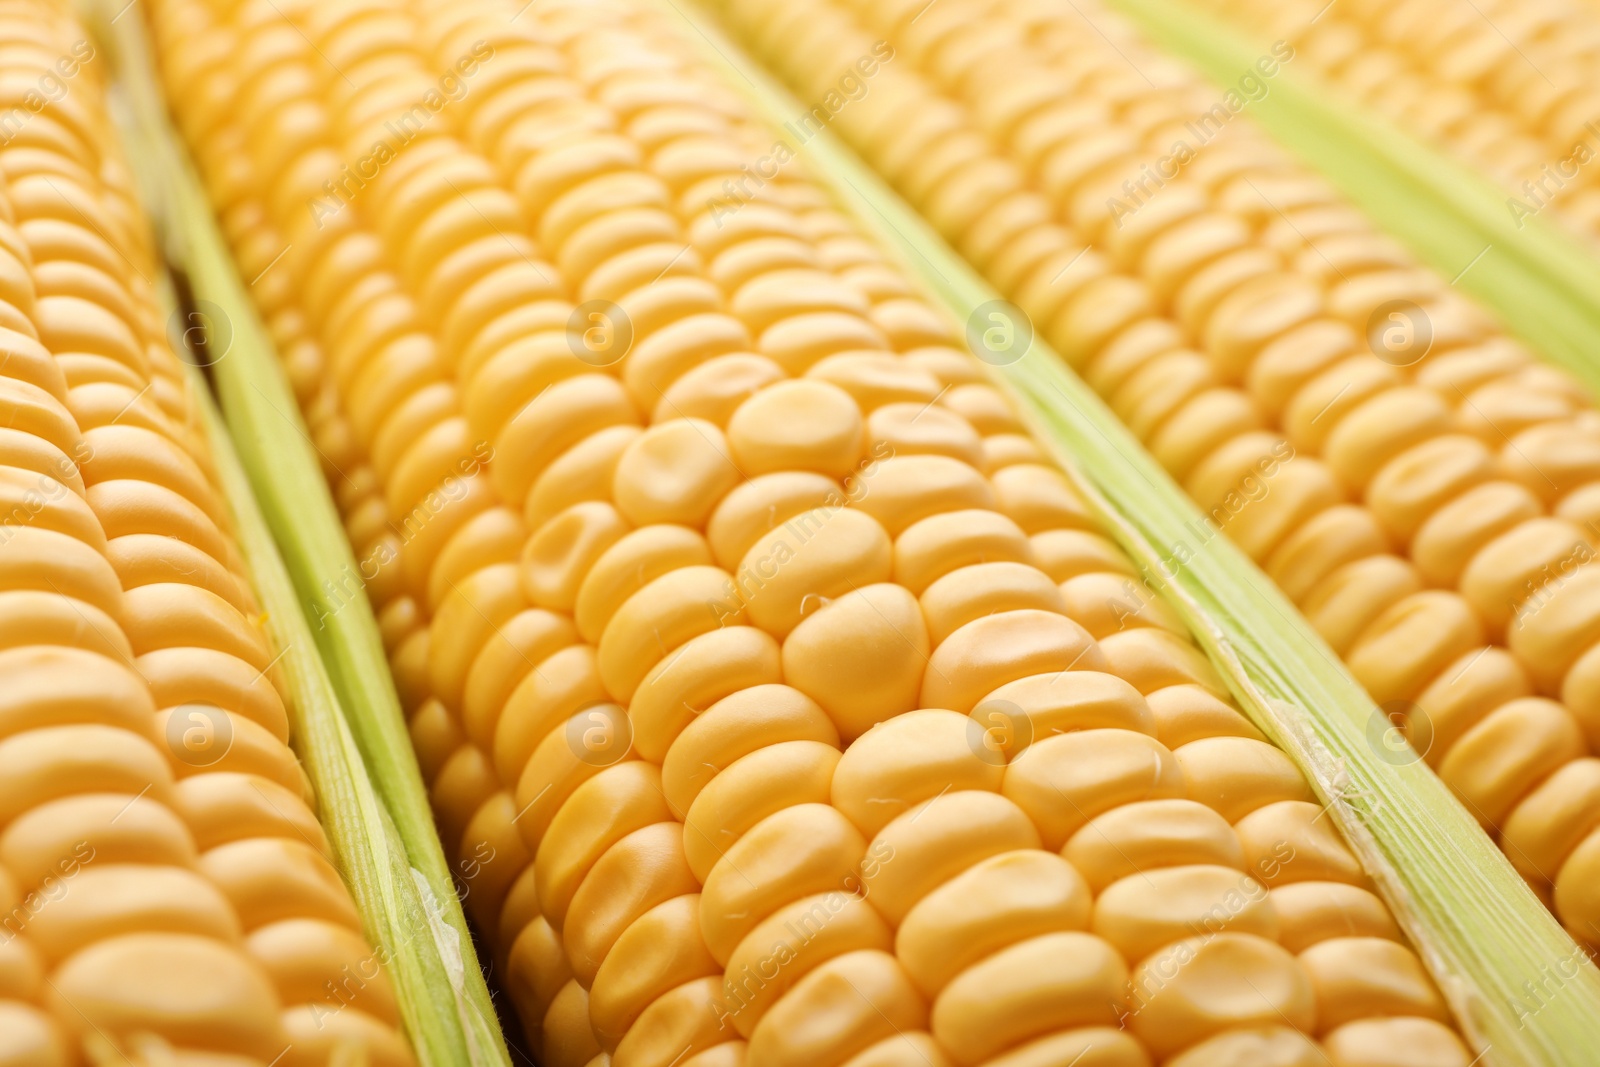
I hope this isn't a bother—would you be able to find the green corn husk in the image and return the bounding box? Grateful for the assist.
[183,348,496,1067]
[1108,0,1600,400]
[94,7,511,1066]
[674,1,1600,1062]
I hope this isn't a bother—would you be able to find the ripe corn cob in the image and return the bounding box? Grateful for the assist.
[147,0,1477,1062]
[1187,0,1600,245]
[0,1,410,1063]
[713,0,1600,952]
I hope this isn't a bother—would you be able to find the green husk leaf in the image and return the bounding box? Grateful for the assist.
[181,347,478,1067]
[95,7,510,1065]
[669,1,1600,1063]
[1107,0,1600,400]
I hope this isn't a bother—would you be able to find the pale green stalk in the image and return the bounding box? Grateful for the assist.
[669,2,1600,1062]
[1107,0,1600,400]
[94,6,510,1065]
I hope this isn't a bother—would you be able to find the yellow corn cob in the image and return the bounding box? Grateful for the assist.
[713,0,1600,953]
[147,0,1476,1063]
[1190,0,1600,244]
[0,1,411,1064]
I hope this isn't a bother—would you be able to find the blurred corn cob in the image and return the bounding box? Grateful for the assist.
[0,0,411,1062]
[1188,0,1600,245]
[139,0,1483,1062]
[711,0,1600,954]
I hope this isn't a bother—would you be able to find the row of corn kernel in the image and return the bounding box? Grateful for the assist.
[1195,0,1600,245]
[147,0,1471,1061]
[0,0,411,1063]
[144,0,525,947]
[715,0,1600,950]
[154,0,415,624]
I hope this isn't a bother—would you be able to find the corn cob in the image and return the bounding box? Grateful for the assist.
[0,0,411,1063]
[711,0,1600,953]
[1186,0,1600,246]
[145,0,1480,1062]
